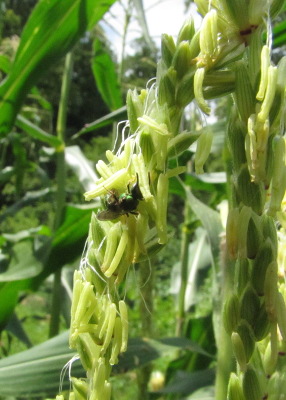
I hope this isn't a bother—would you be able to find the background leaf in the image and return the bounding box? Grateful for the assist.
[92,38,123,111]
[0,0,116,137]
[65,145,99,191]
[0,331,207,397]
[71,106,127,139]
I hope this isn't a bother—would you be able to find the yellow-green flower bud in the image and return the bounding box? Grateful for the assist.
[74,281,96,330]
[161,34,176,68]
[246,216,263,259]
[234,258,250,295]
[243,367,263,400]
[253,302,270,341]
[104,227,129,278]
[77,333,101,370]
[240,286,260,326]
[262,214,278,256]
[194,68,210,115]
[237,206,252,259]
[194,0,208,16]
[223,293,240,334]
[199,9,219,67]
[92,358,108,400]
[214,42,245,70]
[227,114,247,170]
[84,168,128,200]
[263,325,278,376]
[71,378,88,400]
[256,46,270,101]
[158,68,176,106]
[227,373,246,400]
[234,61,256,124]
[189,31,201,60]
[101,303,117,353]
[203,70,235,87]
[194,128,213,173]
[236,165,264,215]
[264,261,278,322]
[248,0,268,25]
[132,153,152,200]
[258,66,278,123]
[231,332,247,372]
[110,317,122,365]
[236,320,256,362]
[226,207,240,259]
[90,213,107,251]
[103,382,111,400]
[101,223,121,273]
[251,238,275,296]
[224,0,249,30]
[172,41,193,79]
[176,68,195,107]
[139,130,155,166]
[177,17,195,43]
[167,131,199,158]
[119,300,128,352]
[126,89,143,133]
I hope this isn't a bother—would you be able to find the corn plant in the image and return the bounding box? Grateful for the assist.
[59,1,286,399]
[1,1,286,400]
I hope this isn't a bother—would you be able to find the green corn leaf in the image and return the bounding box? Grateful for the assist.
[0,0,116,138]
[0,331,211,397]
[185,185,223,258]
[0,240,44,282]
[16,114,63,149]
[0,204,98,326]
[71,106,127,139]
[0,54,11,74]
[92,38,123,111]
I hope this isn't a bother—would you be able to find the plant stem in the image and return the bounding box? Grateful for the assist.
[136,260,154,400]
[176,198,192,336]
[49,52,73,338]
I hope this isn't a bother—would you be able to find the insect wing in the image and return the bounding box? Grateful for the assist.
[96,209,122,221]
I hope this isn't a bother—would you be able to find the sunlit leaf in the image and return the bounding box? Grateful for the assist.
[0,54,11,74]
[65,145,98,191]
[0,0,116,137]
[185,185,223,257]
[92,38,123,111]
[0,240,45,282]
